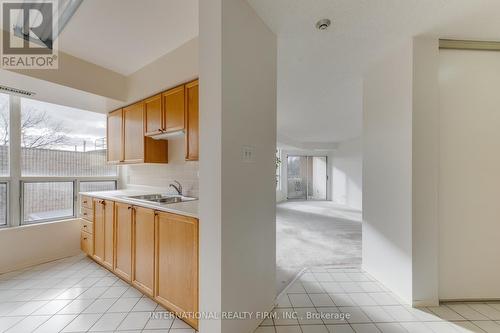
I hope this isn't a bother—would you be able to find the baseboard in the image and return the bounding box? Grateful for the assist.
[412,299,439,307]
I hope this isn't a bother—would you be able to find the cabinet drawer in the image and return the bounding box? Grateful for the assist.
[80,207,93,222]
[81,231,93,255]
[80,219,93,234]
[81,196,93,209]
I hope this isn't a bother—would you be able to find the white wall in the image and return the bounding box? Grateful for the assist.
[362,40,413,304]
[199,0,277,332]
[438,49,500,300]
[126,38,198,104]
[119,136,199,196]
[0,219,81,273]
[412,37,439,306]
[332,137,362,210]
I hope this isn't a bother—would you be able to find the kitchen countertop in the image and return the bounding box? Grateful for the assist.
[79,190,198,218]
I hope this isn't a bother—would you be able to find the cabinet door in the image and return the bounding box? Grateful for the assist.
[155,212,198,329]
[185,80,199,161]
[107,109,123,163]
[132,207,155,296]
[93,199,105,263]
[144,94,163,136]
[123,101,145,163]
[114,202,133,281]
[81,231,93,256]
[162,85,185,132]
[102,200,115,270]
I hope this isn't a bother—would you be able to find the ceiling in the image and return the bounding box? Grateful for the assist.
[247,0,500,145]
[58,0,198,76]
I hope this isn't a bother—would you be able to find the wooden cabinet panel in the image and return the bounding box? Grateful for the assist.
[144,94,163,136]
[123,102,145,163]
[81,195,93,210]
[107,109,123,163]
[132,207,155,296]
[81,231,93,255]
[114,202,133,281]
[162,85,185,132]
[93,199,105,263]
[80,207,93,222]
[80,219,93,234]
[185,80,199,161]
[155,212,198,329]
[103,200,115,270]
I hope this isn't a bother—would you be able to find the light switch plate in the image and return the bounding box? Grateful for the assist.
[242,145,255,163]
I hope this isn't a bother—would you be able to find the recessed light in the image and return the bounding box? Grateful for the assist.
[316,18,331,31]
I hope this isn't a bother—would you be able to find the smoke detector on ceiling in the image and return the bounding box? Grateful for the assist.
[316,18,331,31]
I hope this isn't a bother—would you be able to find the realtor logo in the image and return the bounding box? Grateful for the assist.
[1,0,58,69]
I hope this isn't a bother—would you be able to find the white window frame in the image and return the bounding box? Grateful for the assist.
[0,180,9,228]
[2,94,118,228]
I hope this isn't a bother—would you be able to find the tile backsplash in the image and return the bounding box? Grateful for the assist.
[119,136,199,197]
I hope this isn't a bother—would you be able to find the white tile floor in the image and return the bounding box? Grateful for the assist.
[255,266,500,333]
[3,257,500,333]
[0,255,195,333]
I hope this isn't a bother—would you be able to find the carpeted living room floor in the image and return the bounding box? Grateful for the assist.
[276,200,362,293]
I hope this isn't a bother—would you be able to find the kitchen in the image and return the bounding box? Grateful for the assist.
[79,79,200,329]
[0,0,277,332]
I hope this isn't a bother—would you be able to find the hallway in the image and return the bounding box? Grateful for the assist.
[277,201,362,293]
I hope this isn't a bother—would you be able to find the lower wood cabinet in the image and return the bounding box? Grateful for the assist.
[81,231,93,255]
[82,196,198,330]
[154,211,199,329]
[114,202,133,281]
[93,199,114,270]
[132,206,155,296]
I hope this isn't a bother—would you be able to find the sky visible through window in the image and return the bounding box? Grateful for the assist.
[21,98,107,152]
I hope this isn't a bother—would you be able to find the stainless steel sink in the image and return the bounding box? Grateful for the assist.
[126,194,197,205]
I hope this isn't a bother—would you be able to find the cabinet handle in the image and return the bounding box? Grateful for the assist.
[83,237,87,240]
[83,200,87,204]
[83,212,87,216]
[83,225,87,228]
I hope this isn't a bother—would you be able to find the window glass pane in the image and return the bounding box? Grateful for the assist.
[20,98,117,177]
[23,182,74,224]
[0,93,9,176]
[80,181,116,193]
[0,183,7,226]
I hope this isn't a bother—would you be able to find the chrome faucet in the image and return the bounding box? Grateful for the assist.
[169,181,183,196]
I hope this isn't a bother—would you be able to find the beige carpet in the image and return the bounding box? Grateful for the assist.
[276,200,362,293]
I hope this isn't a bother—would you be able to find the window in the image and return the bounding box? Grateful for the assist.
[0,183,7,226]
[21,98,116,177]
[79,181,117,193]
[0,94,118,227]
[22,181,74,224]
[0,93,9,176]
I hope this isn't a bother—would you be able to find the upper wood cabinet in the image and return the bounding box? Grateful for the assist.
[162,85,185,133]
[123,102,145,163]
[114,202,133,282]
[107,103,168,164]
[144,94,163,136]
[155,211,199,329]
[185,80,199,161]
[108,79,198,164]
[107,109,123,164]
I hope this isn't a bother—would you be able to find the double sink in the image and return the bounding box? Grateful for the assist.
[126,194,197,205]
